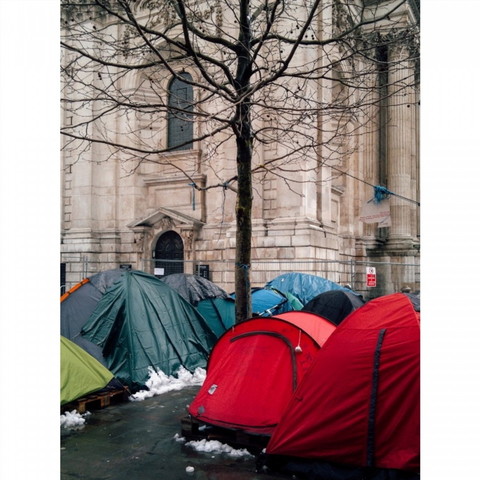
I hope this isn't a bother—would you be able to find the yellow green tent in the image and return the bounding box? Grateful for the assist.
[61,336,114,406]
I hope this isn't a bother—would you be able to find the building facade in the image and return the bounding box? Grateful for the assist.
[61,0,420,298]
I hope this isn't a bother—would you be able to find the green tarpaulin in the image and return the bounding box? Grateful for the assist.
[61,336,114,405]
[161,273,235,338]
[81,270,217,388]
[196,297,236,337]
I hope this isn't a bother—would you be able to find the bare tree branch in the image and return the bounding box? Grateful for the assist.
[61,0,419,320]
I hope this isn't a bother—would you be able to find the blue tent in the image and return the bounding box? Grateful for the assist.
[231,287,297,317]
[265,272,352,306]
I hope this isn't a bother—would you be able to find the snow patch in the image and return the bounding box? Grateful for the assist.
[174,433,186,443]
[61,410,90,430]
[129,366,206,401]
[185,439,254,458]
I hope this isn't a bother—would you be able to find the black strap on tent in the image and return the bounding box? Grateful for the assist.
[366,328,387,468]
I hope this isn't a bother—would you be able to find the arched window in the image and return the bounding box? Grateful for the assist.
[167,72,193,150]
[154,231,184,277]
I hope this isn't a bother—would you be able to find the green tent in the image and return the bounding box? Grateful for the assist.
[161,273,235,338]
[196,297,236,337]
[81,270,217,388]
[61,336,114,406]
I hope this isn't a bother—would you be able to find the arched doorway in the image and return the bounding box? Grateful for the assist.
[154,231,184,277]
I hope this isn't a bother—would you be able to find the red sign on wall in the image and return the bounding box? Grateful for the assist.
[366,267,377,287]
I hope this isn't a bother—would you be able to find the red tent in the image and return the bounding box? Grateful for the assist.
[265,293,420,475]
[188,311,336,435]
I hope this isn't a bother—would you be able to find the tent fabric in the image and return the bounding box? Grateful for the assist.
[273,311,337,347]
[196,297,236,338]
[403,292,420,312]
[265,272,352,305]
[281,291,304,311]
[302,289,365,325]
[259,455,419,480]
[250,287,289,316]
[188,312,336,435]
[265,293,420,473]
[80,270,217,388]
[60,269,127,365]
[61,336,114,405]
[230,287,297,317]
[161,273,230,306]
[161,273,235,338]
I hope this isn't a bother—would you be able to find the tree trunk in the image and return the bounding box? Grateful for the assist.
[234,0,253,323]
[235,131,253,323]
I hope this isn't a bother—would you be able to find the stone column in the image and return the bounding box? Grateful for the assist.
[386,42,416,246]
[357,66,380,251]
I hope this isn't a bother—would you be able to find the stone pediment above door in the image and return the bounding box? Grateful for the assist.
[127,207,204,257]
[127,207,204,230]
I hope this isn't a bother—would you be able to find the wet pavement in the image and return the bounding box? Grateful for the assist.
[61,386,284,480]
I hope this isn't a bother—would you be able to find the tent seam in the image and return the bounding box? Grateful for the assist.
[366,328,386,468]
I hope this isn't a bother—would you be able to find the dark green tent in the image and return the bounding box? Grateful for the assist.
[161,273,235,337]
[61,336,115,406]
[196,297,236,337]
[80,270,217,388]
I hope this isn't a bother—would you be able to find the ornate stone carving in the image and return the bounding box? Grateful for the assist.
[134,232,145,252]
[159,216,175,230]
[182,228,194,251]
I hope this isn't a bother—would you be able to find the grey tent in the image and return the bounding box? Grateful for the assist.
[160,273,230,306]
[403,292,420,312]
[61,268,126,365]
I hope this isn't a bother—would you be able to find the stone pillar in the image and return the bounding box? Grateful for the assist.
[386,43,416,245]
[357,67,380,250]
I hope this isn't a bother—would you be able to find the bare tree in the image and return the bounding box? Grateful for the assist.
[61,0,419,322]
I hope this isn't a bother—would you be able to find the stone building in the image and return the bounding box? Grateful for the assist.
[61,0,420,298]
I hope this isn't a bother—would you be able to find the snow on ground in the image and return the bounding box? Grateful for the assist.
[129,366,206,401]
[174,433,254,459]
[185,439,255,458]
[61,366,206,429]
[61,366,250,462]
[60,410,91,429]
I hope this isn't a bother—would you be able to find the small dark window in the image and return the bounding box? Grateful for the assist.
[168,72,193,150]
